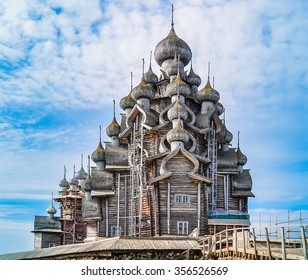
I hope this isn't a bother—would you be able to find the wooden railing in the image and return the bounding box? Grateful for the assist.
[185,225,308,260]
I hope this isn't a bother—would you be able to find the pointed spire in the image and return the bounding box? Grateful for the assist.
[213,77,215,88]
[207,61,211,82]
[87,155,91,176]
[171,4,174,28]
[81,154,84,168]
[149,51,152,68]
[73,165,76,177]
[99,125,102,142]
[113,99,116,118]
[130,72,133,90]
[142,58,145,77]
[64,165,66,179]
[238,131,240,148]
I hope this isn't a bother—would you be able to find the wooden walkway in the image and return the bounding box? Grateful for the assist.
[186,225,308,260]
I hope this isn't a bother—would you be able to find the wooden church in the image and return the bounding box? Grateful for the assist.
[33,9,254,249]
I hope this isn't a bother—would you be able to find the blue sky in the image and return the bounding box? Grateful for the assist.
[0,0,307,254]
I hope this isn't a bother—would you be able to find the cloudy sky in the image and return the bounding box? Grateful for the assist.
[0,0,307,254]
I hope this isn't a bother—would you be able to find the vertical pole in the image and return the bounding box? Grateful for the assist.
[265,227,272,260]
[234,228,238,256]
[198,183,201,233]
[167,181,171,234]
[124,175,127,236]
[259,213,262,237]
[202,239,206,260]
[300,226,308,260]
[117,173,120,236]
[106,198,109,237]
[219,233,222,255]
[242,228,246,257]
[252,228,257,259]
[288,209,290,240]
[281,227,286,260]
[226,229,229,254]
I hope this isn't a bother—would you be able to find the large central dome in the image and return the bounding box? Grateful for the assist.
[154,26,192,67]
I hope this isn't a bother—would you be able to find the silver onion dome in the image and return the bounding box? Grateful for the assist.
[224,126,233,143]
[47,204,57,215]
[216,102,224,115]
[131,78,155,101]
[106,116,120,137]
[236,147,247,166]
[144,65,158,84]
[187,64,201,87]
[167,97,188,122]
[120,92,135,111]
[154,26,192,67]
[75,166,88,180]
[197,79,220,103]
[91,140,105,163]
[166,72,191,98]
[59,177,69,188]
[167,120,189,144]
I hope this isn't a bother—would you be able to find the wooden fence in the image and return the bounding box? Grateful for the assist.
[185,224,308,260]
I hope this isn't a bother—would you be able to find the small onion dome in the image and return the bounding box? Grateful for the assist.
[166,53,184,77]
[120,92,135,111]
[166,72,191,98]
[91,140,105,163]
[144,65,158,84]
[47,204,57,215]
[167,98,188,122]
[216,102,224,115]
[69,176,79,186]
[154,26,192,67]
[75,166,88,180]
[236,147,247,166]
[59,177,69,188]
[167,121,190,144]
[197,79,220,103]
[224,126,233,143]
[106,116,120,137]
[187,65,201,87]
[131,78,155,101]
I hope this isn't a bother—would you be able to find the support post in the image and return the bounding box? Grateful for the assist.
[167,182,171,234]
[226,229,229,254]
[242,228,246,257]
[198,183,201,233]
[265,227,272,260]
[281,227,286,260]
[106,198,109,237]
[300,226,308,260]
[234,228,238,256]
[252,228,257,259]
[219,233,222,255]
[117,173,120,236]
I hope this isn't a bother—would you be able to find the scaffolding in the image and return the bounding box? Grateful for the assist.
[129,119,147,236]
[207,121,218,211]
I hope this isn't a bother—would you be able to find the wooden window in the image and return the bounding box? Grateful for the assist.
[177,221,189,235]
[175,194,190,204]
[111,226,121,237]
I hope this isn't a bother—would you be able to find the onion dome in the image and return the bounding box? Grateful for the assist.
[236,132,247,165]
[91,126,106,163]
[187,63,201,87]
[76,156,88,180]
[69,176,79,187]
[167,97,188,121]
[216,102,224,115]
[144,65,158,84]
[224,126,233,143]
[197,78,220,103]
[120,92,135,111]
[106,116,120,137]
[167,119,190,144]
[237,147,247,166]
[91,140,105,162]
[154,25,192,67]
[131,77,155,101]
[166,71,191,98]
[47,204,57,216]
[166,53,184,77]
